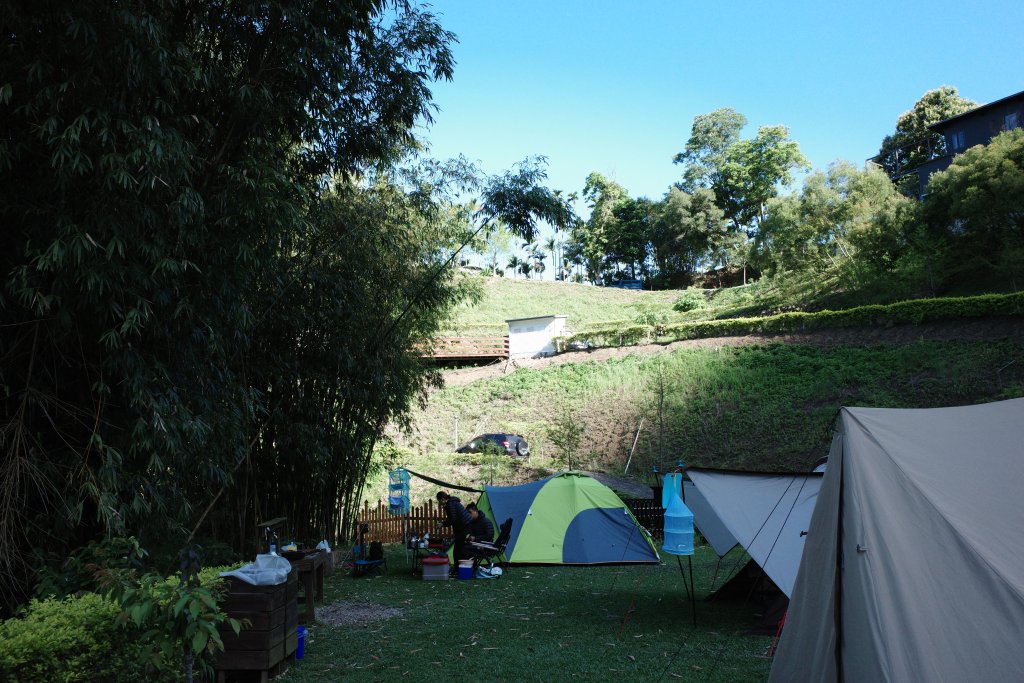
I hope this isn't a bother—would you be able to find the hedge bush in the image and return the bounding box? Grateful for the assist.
[563,292,1024,349]
[0,592,173,683]
[0,562,242,683]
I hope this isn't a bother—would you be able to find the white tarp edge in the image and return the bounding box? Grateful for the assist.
[688,469,821,597]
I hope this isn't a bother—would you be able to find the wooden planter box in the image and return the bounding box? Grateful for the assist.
[216,571,298,681]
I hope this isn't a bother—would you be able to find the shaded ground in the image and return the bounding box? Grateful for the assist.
[442,318,1024,388]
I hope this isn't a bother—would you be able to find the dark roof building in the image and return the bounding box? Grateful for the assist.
[869,89,1024,197]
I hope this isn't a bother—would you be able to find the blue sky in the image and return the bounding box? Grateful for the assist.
[419,0,1023,216]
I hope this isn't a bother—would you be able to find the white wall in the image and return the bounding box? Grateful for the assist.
[507,316,566,358]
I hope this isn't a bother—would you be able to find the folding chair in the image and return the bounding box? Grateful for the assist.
[466,517,512,571]
[351,525,387,578]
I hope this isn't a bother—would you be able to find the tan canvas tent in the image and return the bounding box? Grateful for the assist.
[770,398,1024,683]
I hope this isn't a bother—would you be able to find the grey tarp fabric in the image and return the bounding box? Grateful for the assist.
[770,399,1024,683]
[688,469,821,597]
[683,480,739,557]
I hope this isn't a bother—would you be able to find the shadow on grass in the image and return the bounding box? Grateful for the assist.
[281,545,774,683]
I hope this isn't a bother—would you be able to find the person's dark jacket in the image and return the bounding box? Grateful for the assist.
[442,496,472,530]
[468,513,494,541]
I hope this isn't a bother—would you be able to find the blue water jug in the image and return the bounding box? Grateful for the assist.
[296,625,306,659]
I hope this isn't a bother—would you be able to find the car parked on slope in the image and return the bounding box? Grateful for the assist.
[456,433,530,457]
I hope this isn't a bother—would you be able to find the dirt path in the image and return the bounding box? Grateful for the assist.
[442,317,1024,387]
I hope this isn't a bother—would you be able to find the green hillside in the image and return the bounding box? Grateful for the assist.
[377,334,1024,500]
[449,276,683,336]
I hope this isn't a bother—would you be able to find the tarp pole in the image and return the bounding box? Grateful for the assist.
[623,417,644,474]
[676,555,697,628]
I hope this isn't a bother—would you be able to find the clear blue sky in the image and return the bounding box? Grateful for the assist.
[420,0,1024,210]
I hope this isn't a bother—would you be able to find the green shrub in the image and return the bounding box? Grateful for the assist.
[0,593,169,683]
[566,325,650,348]
[673,291,708,313]
[35,536,147,600]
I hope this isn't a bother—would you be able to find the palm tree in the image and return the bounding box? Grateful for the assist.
[507,255,522,279]
[532,252,547,278]
[544,236,557,279]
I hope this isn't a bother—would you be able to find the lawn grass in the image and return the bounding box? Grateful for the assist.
[282,544,773,682]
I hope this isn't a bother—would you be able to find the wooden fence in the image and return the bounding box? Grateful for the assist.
[423,336,509,359]
[355,498,665,545]
[355,499,451,545]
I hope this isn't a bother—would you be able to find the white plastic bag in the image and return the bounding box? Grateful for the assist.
[219,553,293,586]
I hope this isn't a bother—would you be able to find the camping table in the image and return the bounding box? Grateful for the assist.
[287,551,326,624]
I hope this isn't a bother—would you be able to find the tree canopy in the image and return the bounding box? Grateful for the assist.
[875,86,977,182]
[674,108,808,234]
[0,0,574,613]
[924,128,1024,288]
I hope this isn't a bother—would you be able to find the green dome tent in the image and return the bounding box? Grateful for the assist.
[474,471,660,565]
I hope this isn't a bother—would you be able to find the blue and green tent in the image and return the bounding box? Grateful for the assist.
[475,471,659,565]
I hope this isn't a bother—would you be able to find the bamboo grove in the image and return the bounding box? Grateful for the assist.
[0,1,574,614]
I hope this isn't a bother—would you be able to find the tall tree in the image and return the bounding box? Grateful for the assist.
[609,197,656,279]
[481,221,513,275]
[651,187,728,284]
[0,0,576,613]
[875,86,977,182]
[0,0,456,607]
[573,172,630,282]
[674,110,808,235]
[755,161,915,288]
[507,255,522,279]
[544,235,558,278]
[924,129,1024,287]
[673,108,748,193]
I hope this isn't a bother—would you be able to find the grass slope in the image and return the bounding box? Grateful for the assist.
[449,277,681,336]
[382,338,1024,498]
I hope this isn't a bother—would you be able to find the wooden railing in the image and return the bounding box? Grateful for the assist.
[422,336,509,359]
[355,498,664,545]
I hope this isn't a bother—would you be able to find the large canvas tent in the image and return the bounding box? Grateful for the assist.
[686,469,822,598]
[475,471,660,564]
[770,399,1024,683]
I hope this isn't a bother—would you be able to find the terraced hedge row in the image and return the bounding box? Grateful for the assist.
[561,292,1024,349]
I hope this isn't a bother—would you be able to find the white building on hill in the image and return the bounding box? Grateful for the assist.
[506,315,567,359]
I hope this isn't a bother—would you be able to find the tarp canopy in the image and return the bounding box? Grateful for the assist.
[681,479,739,557]
[771,398,1024,683]
[687,469,822,597]
[475,471,660,565]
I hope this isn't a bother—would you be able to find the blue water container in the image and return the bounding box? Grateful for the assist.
[296,625,306,659]
[662,487,694,556]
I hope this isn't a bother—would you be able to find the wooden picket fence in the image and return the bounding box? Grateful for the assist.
[355,499,451,545]
[355,498,665,544]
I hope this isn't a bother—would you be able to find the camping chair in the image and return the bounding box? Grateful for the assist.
[350,524,387,578]
[466,517,512,570]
